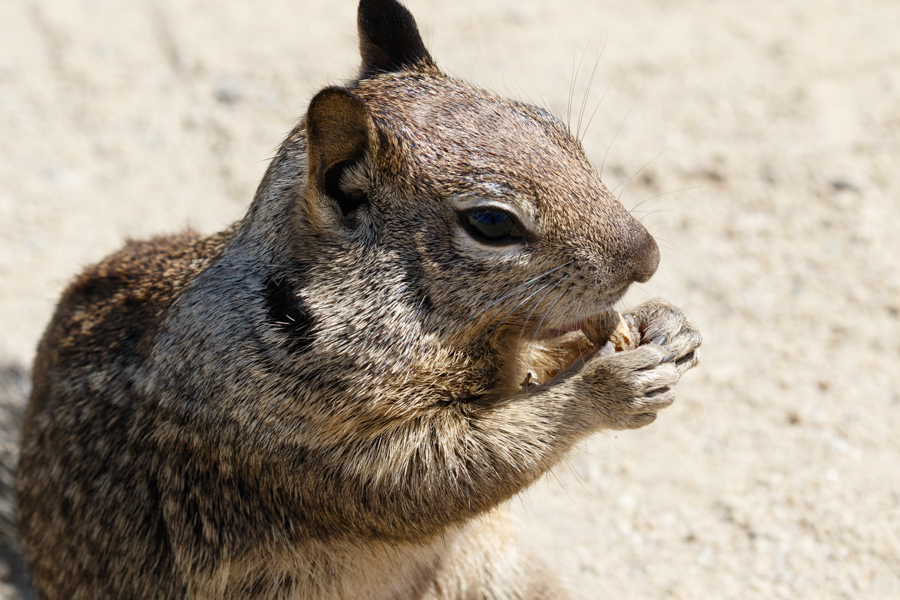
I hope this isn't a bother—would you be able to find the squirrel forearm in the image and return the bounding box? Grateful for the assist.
[304,379,593,541]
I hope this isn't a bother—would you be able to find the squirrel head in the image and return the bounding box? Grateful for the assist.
[245,0,659,359]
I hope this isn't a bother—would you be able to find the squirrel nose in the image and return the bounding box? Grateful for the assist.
[625,224,660,283]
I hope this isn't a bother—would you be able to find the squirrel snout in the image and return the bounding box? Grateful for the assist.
[625,225,660,283]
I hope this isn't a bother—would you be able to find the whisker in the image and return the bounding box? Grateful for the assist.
[542,290,582,373]
[548,467,575,503]
[567,47,576,131]
[576,38,609,142]
[645,219,672,232]
[629,282,654,301]
[568,45,590,133]
[613,147,669,203]
[576,58,598,141]
[514,274,571,360]
[449,274,561,343]
[636,209,675,223]
[631,207,677,214]
[493,270,570,350]
[654,240,685,256]
[580,74,616,145]
[652,235,681,249]
[572,292,594,366]
[476,261,574,317]
[528,278,572,348]
[600,98,635,181]
[628,185,703,214]
[576,48,604,142]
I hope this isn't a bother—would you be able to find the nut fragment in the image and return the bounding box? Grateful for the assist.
[582,309,638,351]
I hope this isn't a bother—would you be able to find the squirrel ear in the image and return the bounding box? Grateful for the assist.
[305,87,375,219]
[357,0,434,76]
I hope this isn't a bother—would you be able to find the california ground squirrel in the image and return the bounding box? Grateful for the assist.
[17,0,701,598]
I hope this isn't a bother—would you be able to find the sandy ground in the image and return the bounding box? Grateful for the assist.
[1,0,899,598]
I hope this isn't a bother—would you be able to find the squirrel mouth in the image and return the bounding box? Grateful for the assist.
[535,287,630,340]
[537,321,584,339]
[517,308,638,390]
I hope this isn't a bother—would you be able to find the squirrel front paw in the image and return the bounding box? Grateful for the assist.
[574,300,701,430]
[578,343,681,430]
[627,298,702,375]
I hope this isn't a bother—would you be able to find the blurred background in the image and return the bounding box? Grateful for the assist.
[1,0,898,598]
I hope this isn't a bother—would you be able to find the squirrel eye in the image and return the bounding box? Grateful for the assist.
[462,209,524,243]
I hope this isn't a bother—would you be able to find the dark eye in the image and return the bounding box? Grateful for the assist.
[461,209,524,243]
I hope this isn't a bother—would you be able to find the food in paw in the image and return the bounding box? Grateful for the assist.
[581,309,639,352]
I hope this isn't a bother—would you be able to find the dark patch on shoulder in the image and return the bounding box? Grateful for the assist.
[263,277,316,353]
[399,257,433,313]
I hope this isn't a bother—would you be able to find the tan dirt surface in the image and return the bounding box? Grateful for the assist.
[2,1,899,598]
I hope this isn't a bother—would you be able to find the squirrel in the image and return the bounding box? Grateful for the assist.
[16,0,702,598]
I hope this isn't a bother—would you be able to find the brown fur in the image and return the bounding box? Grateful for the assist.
[17,1,701,598]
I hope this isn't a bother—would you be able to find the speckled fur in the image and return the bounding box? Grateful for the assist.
[17,1,701,598]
